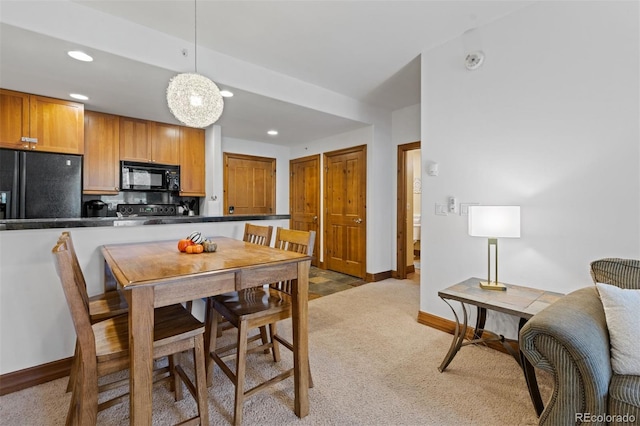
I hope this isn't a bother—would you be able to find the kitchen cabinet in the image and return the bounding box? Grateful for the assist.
[119,118,179,165]
[0,89,84,154]
[119,117,151,163]
[179,126,206,196]
[83,111,120,194]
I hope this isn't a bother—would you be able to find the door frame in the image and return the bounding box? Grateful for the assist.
[396,141,421,280]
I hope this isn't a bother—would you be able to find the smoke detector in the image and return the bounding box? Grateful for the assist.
[464,51,485,70]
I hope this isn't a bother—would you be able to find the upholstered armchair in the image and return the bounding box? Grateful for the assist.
[520,258,640,425]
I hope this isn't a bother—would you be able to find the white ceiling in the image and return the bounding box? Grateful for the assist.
[0,1,533,145]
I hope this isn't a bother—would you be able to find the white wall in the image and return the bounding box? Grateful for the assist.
[420,1,640,336]
[392,104,421,146]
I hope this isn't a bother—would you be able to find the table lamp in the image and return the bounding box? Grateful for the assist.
[468,206,520,291]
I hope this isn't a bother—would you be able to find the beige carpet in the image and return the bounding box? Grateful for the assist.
[0,278,551,425]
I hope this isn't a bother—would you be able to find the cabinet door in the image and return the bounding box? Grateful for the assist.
[151,122,180,165]
[119,117,151,162]
[0,89,32,150]
[29,95,84,154]
[84,111,120,194]
[179,127,205,196]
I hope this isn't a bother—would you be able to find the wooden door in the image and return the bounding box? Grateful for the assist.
[290,155,320,266]
[83,111,120,194]
[0,89,30,149]
[179,127,205,196]
[119,117,151,162]
[224,153,275,215]
[29,95,84,154]
[324,145,366,278]
[151,122,180,165]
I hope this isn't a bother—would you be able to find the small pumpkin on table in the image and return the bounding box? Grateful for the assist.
[177,231,215,254]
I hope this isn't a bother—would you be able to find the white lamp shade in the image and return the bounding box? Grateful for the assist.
[468,206,520,238]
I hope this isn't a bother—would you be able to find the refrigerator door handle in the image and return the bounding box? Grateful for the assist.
[19,151,26,218]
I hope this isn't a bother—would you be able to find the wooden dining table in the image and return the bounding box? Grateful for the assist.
[101,236,312,425]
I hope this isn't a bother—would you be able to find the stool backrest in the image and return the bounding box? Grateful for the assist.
[271,227,316,294]
[243,223,273,246]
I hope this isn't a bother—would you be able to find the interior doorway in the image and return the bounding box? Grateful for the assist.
[396,141,421,280]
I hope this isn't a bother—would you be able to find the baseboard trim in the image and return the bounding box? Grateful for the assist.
[0,357,73,396]
[365,270,392,282]
[417,311,517,355]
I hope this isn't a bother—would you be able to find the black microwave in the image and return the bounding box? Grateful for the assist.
[120,161,180,192]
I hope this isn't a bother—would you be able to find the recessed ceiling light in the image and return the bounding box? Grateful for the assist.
[67,50,93,62]
[267,130,278,136]
[220,90,234,97]
[70,93,89,101]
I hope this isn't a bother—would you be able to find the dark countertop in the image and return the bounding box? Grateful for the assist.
[0,214,290,231]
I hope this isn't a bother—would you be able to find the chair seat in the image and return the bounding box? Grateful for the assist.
[212,288,291,325]
[93,304,205,361]
[89,290,128,323]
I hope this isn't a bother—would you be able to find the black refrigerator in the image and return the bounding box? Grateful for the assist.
[0,148,82,219]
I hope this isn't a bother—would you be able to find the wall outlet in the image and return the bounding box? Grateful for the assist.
[435,203,448,216]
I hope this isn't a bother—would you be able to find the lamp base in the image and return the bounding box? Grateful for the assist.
[479,281,507,291]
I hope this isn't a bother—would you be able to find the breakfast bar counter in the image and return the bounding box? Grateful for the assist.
[0,215,290,392]
[0,214,289,231]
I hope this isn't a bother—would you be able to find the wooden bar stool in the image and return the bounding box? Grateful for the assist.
[53,237,209,425]
[207,227,315,425]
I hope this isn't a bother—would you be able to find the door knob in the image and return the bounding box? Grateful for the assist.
[353,218,362,224]
[313,215,318,222]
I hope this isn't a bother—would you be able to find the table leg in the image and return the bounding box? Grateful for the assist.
[518,317,544,416]
[126,286,155,426]
[292,259,310,418]
[473,307,487,340]
[438,299,468,372]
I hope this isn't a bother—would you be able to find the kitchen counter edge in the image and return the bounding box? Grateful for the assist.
[0,214,291,231]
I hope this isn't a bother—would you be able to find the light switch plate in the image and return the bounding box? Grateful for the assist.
[460,202,480,216]
[435,203,448,216]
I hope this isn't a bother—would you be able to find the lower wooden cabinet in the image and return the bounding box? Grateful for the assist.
[83,111,120,194]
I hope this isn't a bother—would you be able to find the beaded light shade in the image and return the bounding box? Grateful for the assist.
[166,72,224,128]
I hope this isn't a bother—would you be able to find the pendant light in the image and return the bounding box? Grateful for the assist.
[166,0,223,128]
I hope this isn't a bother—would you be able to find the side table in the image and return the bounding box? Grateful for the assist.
[437,277,564,416]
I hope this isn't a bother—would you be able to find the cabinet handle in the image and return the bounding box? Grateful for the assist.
[115,187,119,191]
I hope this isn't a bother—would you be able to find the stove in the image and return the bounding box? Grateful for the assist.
[117,203,178,217]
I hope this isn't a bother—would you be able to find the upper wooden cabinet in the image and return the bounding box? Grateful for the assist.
[179,127,206,196]
[84,111,120,195]
[119,118,179,165]
[119,117,151,163]
[0,89,84,154]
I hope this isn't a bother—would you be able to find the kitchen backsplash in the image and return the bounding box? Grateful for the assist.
[82,192,200,217]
